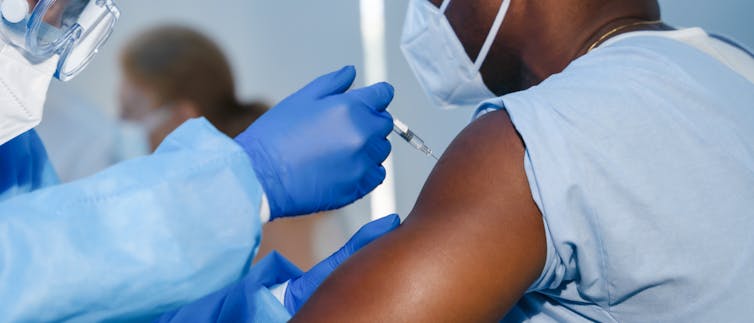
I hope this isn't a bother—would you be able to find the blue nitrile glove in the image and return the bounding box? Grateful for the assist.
[235,66,394,220]
[284,214,401,314]
[154,214,401,323]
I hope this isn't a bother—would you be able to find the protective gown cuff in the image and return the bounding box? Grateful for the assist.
[155,252,302,323]
[234,135,287,219]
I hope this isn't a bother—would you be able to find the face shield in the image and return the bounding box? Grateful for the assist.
[0,0,119,81]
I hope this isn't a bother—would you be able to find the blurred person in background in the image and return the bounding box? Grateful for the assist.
[119,25,322,269]
[119,26,266,152]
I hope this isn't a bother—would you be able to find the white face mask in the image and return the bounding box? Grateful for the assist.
[114,106,172,160]
[401,0,511,110]
[0,41,58,145]
[114,121,151,161]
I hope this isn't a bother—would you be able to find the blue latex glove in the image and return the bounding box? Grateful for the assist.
[235,66,394,219]
[155,214,401,322]
[284,214,401,314]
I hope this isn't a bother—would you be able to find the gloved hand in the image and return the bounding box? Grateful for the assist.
[235,66,395,220]
[284,214,401,314]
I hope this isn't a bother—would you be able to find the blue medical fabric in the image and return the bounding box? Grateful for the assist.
[0,118,266,322]
[0,129,58,201]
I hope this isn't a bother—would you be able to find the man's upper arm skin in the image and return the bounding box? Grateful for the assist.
[293,110,547,322]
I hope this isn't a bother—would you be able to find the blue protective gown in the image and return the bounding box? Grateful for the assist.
[0,118,291,322]
[0,129,58,200]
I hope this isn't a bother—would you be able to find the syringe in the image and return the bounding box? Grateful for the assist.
[392,118,439,161]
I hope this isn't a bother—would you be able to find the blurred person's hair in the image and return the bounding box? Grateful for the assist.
[121,25,267,137]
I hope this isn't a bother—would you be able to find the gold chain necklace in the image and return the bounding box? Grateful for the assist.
[587,20,663,52]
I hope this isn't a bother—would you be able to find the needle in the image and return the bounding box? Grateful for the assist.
[392,118,439,161]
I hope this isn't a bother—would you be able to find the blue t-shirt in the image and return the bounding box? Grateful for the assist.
[477,32,754,322]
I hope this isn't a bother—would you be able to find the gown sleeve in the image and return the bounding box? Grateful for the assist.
[0,118,268,322]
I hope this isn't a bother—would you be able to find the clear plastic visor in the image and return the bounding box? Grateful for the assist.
[0,0,119,80]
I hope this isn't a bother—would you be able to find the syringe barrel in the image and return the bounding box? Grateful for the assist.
[407,133,425,149]
[393,119,410,133]
[391,118,436,159]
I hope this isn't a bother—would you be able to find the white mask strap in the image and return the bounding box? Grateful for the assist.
[439,0,451,13]
[474,0,511,69]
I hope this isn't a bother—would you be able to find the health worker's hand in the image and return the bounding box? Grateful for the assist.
[235,66,394,220]
[284,214,401,314]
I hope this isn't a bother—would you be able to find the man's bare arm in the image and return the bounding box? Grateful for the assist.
[293,110,546,321]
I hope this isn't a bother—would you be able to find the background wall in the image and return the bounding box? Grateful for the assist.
[48,0,754,257]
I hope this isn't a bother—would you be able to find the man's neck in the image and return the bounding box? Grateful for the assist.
[514,9,664,86]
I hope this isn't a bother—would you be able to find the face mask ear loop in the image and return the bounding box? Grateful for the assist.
[474,0,511,70]
[439,0,451,13]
